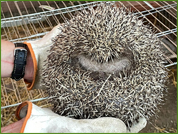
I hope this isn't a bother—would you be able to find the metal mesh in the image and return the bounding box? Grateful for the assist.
[1,1,177,127]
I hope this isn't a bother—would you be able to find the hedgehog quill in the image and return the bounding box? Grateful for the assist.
[42,3,168,127]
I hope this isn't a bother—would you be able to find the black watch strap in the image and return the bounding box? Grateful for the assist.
[11,43,27,81]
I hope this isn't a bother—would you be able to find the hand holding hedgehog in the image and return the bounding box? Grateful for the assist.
[41,2,167,132]
[1,22,147,133]
[2,2,168,133]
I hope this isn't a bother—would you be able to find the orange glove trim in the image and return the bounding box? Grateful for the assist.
[23,42,37,90]
[15,101,33,133]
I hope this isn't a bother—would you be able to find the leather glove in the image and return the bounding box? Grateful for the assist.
[16,101,146,133]
[23,24,62,90]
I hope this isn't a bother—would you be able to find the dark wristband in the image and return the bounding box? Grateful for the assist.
[11,43,27,81]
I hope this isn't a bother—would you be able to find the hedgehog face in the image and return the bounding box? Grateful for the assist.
[42,3,168,127]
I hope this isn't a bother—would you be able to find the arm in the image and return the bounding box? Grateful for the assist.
[1,118,25,133]
[1,40,34,82]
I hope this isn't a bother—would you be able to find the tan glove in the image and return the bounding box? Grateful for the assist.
[16,101,146,133]
[23,24,62,90]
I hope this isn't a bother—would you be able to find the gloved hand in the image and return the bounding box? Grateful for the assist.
[16,101,147,133]
[23,24,62,90]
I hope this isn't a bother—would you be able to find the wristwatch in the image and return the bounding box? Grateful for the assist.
[11,43,27,81]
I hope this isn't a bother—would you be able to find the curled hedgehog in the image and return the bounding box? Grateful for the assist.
[41,2,168,127]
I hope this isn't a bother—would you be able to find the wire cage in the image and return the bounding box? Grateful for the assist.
[1,1,177,128]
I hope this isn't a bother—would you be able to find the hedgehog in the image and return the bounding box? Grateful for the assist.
[41,2,168,127]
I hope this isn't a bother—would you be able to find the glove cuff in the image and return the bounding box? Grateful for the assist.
[23,42,37,90]
[15,101,33,133]
[15,101,56,133]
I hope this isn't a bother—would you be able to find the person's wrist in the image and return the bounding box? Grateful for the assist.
[1,40,34,82]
